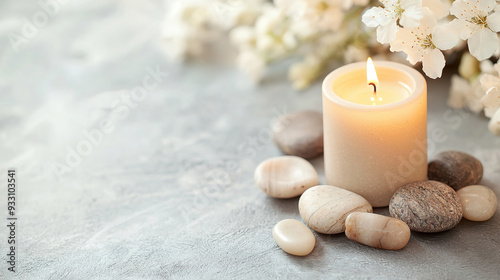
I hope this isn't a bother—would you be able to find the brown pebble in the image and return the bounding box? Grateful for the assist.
[428,151,483,190]
[272,111,323,159]
[389,180,463,233]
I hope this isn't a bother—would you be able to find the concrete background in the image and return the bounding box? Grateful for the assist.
[0,1,499,279]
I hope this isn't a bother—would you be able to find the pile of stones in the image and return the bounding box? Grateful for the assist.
[255,111,498,256]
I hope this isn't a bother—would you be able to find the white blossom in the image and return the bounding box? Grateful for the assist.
[343,0,370,10]
[344,45,370,63]
[162,1,217,60]
[448,75,472,109]
[480,65,500,117]
[289,56,322,90]
[236,50,265,82]
[458,53,481,80]
[211,0,266,29]
[362,0,424,44]
[229,26,256,49]
[448,75,485,113]
[276,0,346,31]
[252,6,297,57]
[450,0,500,60]
[390,8,458,78]
[488,108,500,134]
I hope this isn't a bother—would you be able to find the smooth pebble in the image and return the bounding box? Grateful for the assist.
[345,212,411,250]
[299,185,373,234]
[272,111,323,159]
[272,219,315,256]
[389,180,463,233]
[428,151,483,190]
[254,156,318,198]
[457,185,498,221]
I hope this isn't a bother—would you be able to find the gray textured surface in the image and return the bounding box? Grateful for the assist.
[0,1,500,279]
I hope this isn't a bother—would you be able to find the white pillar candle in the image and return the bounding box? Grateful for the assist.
[322,60,427,207]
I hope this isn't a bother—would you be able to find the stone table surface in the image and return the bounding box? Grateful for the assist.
[1,1,500,279]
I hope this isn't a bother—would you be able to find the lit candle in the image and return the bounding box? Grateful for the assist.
[322,59,427,207]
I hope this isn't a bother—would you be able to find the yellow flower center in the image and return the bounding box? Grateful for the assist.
[421,34,436,49]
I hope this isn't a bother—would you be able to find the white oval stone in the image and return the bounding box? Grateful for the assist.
[457,185,498,221]
[345,212,411,250]
[254,156,318,198]
[272,219,315,256]
[299,185,373,234]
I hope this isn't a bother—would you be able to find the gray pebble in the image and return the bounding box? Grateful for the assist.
[428,151,483,190]
[389,180,463,233]
[272,111,323,159]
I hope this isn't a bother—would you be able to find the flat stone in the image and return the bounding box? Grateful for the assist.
[428,151,483,190]
[457,185,498,222]
[272,219,315,256]
[299,185,373,234]
[389,180,463,233]
[254,156,318,198]
[272,111,323,159]
[345,212,411,250]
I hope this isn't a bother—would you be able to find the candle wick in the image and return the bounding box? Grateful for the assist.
[369,83,377,94]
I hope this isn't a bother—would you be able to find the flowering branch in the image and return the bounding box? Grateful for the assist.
[162,0,500,134]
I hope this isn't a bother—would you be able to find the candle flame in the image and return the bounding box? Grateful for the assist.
[367,57,378,93]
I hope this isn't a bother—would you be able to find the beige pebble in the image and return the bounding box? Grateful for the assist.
[254,156,318,198]
[272,219,315,256]
[457,185,498,222]
[345,212,411,250]
[299,185,373,234]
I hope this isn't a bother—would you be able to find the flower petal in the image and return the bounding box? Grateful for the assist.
[400,6,423,28]
[422,48,445,78]
[480,59,495,74]
[448,74,471,108]
[487,11,500,32]
[488,108,500,135]
[448,18,476,40]
[478,0,496,13]
[481,87,500,117]
[401,0,422,9]
[362,7,393,27]
[422,0,450,19]
[376,20,399,44]
[432,24,459,50]
[480,74,500,91]
[381,0,398,7]
[418,7,437,30]
[450,0,483,22]
[468,27,499,60]
[390,28,424,64]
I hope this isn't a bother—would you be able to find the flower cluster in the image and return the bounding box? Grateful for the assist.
[162,0,500,134]
[363,0,500,78]
[448,53,500,134]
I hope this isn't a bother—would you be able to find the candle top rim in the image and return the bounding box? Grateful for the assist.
[322,60,426,111]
